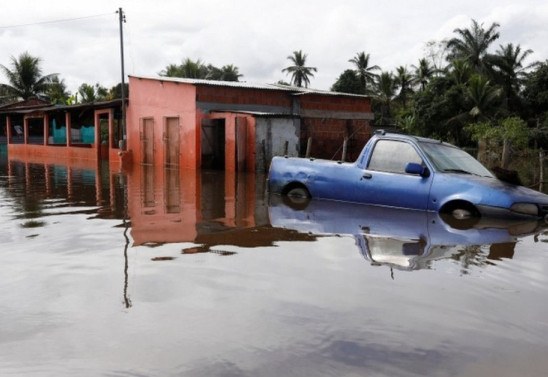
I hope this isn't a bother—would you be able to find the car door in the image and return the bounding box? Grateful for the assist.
[354,139,433,210]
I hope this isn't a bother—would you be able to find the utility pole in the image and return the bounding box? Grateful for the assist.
[117,7,126,148]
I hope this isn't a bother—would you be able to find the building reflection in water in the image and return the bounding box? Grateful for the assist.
[124,163,314,254]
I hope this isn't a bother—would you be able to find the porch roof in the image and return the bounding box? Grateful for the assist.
[0,99,123,115]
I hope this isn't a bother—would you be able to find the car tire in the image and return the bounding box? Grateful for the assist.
[283,186,311,210]
[440,202,480,230]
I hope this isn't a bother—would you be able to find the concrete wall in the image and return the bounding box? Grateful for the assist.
[255,117,300,172]
[126,77,199,169]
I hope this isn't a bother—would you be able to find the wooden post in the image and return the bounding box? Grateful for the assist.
[261,139,267,172]
[283,140,288,156]
[341,138,348,162]
[305,137,312,158]
[501,139,511,169]
[540,150,545,192]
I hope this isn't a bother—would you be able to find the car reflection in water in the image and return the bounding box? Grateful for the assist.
[268,196,548,271]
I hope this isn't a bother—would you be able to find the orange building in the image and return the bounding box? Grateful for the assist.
[125,76,374,172]
[0,99,124,167]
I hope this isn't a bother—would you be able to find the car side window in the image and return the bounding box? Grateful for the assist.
[368,140,423,173]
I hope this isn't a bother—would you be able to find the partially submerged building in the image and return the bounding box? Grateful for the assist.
[125,76,374,172]
[1,77,374,172]
[0,98,124,165]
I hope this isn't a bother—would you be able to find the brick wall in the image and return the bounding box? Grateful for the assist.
[196,86,292,108]
[301,118,372,162]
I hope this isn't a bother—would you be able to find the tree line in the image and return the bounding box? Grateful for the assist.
[0,52,126,105]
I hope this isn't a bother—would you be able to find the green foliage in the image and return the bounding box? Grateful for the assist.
[523,60,548,116]
[77,83,109,103]
[330,69,362,94]
[159,58,243,81]
[46,76,70,105]
[467,116,529,148]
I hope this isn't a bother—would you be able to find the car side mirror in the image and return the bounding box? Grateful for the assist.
[405,162,429,177]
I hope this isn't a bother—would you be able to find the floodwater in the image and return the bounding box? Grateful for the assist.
[1,155,548,377]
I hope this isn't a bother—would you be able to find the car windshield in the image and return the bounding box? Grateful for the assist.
[419,141,493,178]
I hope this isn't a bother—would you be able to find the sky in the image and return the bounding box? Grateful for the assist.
[0,0,547,94]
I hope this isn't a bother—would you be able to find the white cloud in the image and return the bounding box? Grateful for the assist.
[0,0,546,93]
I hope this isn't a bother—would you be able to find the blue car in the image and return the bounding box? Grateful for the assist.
[268,132,548,222]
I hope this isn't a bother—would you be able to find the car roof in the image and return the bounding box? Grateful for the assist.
[376,131,456,148]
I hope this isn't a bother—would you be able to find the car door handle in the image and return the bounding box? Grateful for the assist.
[361,173,372,180]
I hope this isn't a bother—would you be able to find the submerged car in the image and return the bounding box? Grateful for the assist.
[268,131,548,221]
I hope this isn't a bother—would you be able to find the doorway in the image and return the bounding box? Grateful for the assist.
[201,119,225,170]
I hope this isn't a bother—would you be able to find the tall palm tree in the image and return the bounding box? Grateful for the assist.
[374,71,397,123]
[0,52,57,101]
[465,74,502,120]
[218,64,243,81]
[448,59,473,86]
[446,19,500,73]
[348,51,380,94]
[394,66,414,107]
[412,58,435,91]
[282,50,317,88]
[488,43,533,112]
[46,76,70,105]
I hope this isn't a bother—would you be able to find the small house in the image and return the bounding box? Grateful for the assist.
[126,76,374,172]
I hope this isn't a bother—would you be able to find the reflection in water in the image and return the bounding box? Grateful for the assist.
[269,196,547,272]
[3,155,548,376]
[125,164,314,254]
[3,157,546,275]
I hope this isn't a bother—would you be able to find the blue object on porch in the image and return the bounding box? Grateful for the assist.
[80,126,95,144]
[52,126,67,144]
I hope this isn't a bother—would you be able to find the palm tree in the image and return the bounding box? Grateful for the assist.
[464,74,502,121]
[46,76,70,105]
[394,66,414,107]
[282,50,317,88]
[212,64,243,81]
[159,58,208,79]
[448,59,473,86]
[488,43,533,112]
[412,58,435,91]
[348,52,380,94]
[446,19,500,73]
[0,52,57,101]
[374,71,397,123]
[78,83,108,103]
[159,63,184,77]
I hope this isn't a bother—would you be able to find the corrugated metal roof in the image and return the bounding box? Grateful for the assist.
[0,99,123,115]
[210,110,299,118]
[129,75,369,99]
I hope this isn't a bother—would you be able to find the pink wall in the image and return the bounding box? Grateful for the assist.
[126,77,198,169]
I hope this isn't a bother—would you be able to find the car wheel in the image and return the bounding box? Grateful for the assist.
[283,186,311,210]
[440,202,480,230]
[451,208,473,220]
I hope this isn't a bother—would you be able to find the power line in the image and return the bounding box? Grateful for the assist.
[0,12,114,30]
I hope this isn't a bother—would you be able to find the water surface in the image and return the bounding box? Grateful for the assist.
[1,156,547,377]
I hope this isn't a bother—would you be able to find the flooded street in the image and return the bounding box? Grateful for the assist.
[1,155,548,377]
